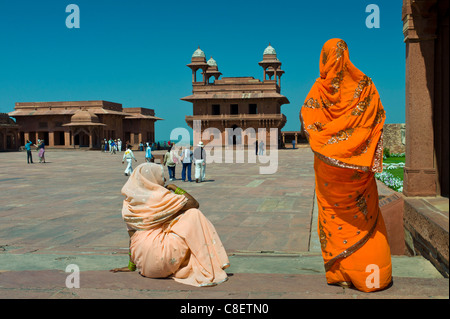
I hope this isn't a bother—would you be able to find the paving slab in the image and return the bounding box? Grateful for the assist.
[0,148,448,301]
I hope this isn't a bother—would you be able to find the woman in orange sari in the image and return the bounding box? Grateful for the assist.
[110,162,230,287]
[301,38,392,292]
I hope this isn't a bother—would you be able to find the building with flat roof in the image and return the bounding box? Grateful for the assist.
[8,100,162,149]
[0,113,20,151]
[181,44,289,147]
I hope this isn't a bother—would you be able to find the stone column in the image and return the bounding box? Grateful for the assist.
[64,131,71,147]
[402,0,438,196]
[48,131,55,147]
[89,127,93,149]
[2,130,6,150]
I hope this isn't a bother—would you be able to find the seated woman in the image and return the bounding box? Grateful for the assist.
[110,162,230,287]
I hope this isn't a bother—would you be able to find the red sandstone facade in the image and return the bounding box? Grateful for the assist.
[402,0,449,197]
[181,45,289,147]
[0,113,19,151]
[9,101,161,149]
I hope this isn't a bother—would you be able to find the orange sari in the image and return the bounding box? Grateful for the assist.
[301,39,392,292]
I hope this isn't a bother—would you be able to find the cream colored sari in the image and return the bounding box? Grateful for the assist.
[121,163,230,287]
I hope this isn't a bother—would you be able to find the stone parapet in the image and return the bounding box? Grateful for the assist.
[403,196,449,277]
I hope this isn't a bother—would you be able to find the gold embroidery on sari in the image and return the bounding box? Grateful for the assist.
[303,97,321,109]
[351,171,362,180]
[351,139,372,157]
[354,76,372,99]
[322,50,328,65]
[372,108,386,127]
[324,213,379,272]
[307,122,325,132]
[320,97,333,109]
[336,40,347,59]
[331,70,344,94]
[351,94,373,116]
[371,132,384,173]
[325,128,355,146]
[314,151,371,172]
[319,220,327,250]
[356,194,369,220]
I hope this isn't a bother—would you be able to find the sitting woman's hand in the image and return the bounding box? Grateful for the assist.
[165,184,177,192]
[110,266,134,273]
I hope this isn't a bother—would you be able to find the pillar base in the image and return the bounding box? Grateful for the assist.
[403,167,437,197]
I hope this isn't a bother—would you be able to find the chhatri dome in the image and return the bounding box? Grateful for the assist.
[207,57,217,67]
[70,109,100,124]
[263,43,277,55]
[192,47,206,58]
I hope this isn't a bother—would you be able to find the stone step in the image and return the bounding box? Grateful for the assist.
[0,252,447,299]
[0,250,443,279]
[227,251,444,279]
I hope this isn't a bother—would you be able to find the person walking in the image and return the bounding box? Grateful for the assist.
[193,141,206,183]
[36,139,46,163]
[110,140,117,154]
[117,138,122,152]
[181,146,193,182]
[145,142,153,162]
[259,140,265,155]
[163,145,180,181]
[122,145,137,176]
[301,38,391,292]
[25,140,33,164]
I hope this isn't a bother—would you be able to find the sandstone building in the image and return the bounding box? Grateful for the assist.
[8,100,161,149]
[181,45,289,147]
[0,113,20,151]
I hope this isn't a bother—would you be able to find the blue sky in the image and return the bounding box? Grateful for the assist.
[0,0,405,142]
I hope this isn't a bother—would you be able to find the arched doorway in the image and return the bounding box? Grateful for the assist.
[228,124,241,146]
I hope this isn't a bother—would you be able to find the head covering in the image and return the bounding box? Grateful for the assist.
[301,38,385,172]
[197,141,204,147]
[121,163,187,231]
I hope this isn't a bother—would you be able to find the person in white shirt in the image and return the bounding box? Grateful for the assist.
[122,145,137,176]
[181,146,193,182]
[193,141,206,183]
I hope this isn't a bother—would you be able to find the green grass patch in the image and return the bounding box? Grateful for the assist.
[384,156,405,164]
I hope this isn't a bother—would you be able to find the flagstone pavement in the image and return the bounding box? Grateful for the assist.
[0,146,448,303]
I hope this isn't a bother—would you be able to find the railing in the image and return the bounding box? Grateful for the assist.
[186,114,286,121]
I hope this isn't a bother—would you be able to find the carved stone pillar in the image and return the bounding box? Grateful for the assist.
[402,0,438,196]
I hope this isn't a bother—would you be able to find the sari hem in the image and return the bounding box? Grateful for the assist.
[324,212,379,272]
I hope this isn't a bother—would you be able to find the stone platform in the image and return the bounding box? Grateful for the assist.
[0,147,448,302]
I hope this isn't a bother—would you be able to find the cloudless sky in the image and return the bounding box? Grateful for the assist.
[0,0,405,142]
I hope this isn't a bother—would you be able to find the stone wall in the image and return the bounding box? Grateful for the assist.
[384,123,406,154]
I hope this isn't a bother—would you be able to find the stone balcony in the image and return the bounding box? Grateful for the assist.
[185,113,287,129]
